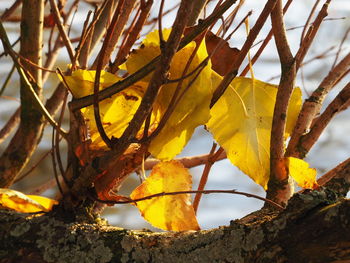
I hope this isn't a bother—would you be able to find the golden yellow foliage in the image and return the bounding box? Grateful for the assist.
[62,70,147,149]
[207,75,302,189]
[126,29,213,160]
[287,157,318,189]
[0,188,57,213]
[130,160,200,231]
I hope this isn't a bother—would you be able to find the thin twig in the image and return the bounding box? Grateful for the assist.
[0,22,68,138]
[92,1,125,148]
[331,26,350,69]
[144,151,227,170]
[295,0,331,72]
[0,0,22,21]
[240,0,293,76]
[286,52,350,158]
[298,82,350,155]
[111,0,153,71]
[193,143,217,213]
[300,0,321,45]
[93,189,284,210]
[49,0,76,64]
[0,108,20,145]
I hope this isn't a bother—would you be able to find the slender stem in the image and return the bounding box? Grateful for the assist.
[295,0,331,72]
[93,189,284,210]
[240,0,293,76]
[298,82,350,155]
[49,0,76,64]
[193,144,218,213]
[144,151,227,170]
[286,52,350,158]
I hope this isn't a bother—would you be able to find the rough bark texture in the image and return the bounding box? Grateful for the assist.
[0,189,349,263]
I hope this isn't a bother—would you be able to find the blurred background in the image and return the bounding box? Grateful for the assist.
[0,0,349,230]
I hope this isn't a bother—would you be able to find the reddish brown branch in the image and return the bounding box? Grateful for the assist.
[193,145,224,213]
[144,150,227,170]
[317,157,350,187]
[266,0,296,206]
[287,52,350,158]
[0,108,20,145]
[49,0,76,64]
[240,0,293,77]
[298,82,350,155]
[295,0,331,72]
[0,0,22,21]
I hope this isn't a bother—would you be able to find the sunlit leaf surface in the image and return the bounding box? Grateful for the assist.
[287,157,318,189]
[130,160,200,231]
[0,188,57,213]
[207,75,302,189]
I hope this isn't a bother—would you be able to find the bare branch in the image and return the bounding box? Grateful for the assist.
[266,0,296,206]
[286,52,350,158]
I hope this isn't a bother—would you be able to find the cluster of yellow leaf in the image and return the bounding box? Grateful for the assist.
[59,29,318,231]
[0,188,57,213]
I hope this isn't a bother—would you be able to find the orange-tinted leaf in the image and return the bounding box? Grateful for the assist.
[287,157,318,189]
[0,188,57,213]
[130,160,200,231]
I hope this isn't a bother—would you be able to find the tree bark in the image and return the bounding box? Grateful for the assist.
[0,188,349,263]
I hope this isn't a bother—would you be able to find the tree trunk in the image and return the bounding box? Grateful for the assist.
[1,188,349,263]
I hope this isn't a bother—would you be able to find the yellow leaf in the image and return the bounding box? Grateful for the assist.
[207,76,302,189]
[62,69,147,149]
[0,188,57,213]
[127,29,213,160]
[62,69,120,98]
[130,160,200,231]
[287,157,318,189]
[125,29,173,81]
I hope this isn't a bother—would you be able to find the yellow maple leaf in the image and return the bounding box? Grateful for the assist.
[0,188,57,213]
[207,75,302,189]
[130,160,200,231]
[126,29,213,160]
[286,157,318,189]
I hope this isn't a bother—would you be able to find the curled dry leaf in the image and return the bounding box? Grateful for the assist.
[204,31,240,76]
[130,160,200,231]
